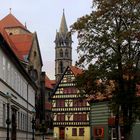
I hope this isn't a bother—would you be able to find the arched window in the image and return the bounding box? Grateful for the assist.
[65,49,68,57]
[59,49,63,57]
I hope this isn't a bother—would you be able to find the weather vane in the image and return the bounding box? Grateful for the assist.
[9,8,12,14]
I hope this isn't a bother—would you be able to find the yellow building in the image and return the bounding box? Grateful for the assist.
[52,66,90,140]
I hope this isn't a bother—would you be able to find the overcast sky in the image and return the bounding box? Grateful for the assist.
[0,0,92,79]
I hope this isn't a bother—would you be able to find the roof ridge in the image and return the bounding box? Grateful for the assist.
[0,13,27,30]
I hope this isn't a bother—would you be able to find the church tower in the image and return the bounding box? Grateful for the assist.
[55,10,72,81]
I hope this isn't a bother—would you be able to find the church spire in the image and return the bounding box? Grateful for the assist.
[59,9,68,33]
[55,10,72,81]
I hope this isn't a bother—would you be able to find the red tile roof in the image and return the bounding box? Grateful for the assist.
[0,13,26,30]
[45,75,54,89]
[70,66,83,76]
[0,28,23,60]
[9,34,33,59]
[0,13,33,61]
[50,80,56,85]
[87,83,140,102]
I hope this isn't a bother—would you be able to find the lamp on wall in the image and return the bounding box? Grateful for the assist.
[5,92,11,140]
[31,108,36,140]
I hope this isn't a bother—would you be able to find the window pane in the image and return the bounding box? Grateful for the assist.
[56,100,65,107]
[79,128,84,136]
[72,128,77,136]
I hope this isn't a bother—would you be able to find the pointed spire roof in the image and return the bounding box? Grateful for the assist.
[59,9,68,33]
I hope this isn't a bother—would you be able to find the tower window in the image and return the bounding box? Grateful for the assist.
[60,49,63,57]
[59,61,63,73]
[65,49,68,57]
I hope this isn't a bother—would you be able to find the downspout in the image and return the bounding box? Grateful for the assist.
[26,83,29,140]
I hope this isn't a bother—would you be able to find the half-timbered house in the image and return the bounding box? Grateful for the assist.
[52,66,90,140]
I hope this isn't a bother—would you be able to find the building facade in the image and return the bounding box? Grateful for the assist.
[0,33,36,140]
[52,66,90,140]
[90,99,140,140]
[54,10,72,81]
[44,75,54,135]
[0,12,45,135]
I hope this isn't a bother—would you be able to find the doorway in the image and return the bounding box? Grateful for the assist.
[11,108,17,140]
[59,127,65,140]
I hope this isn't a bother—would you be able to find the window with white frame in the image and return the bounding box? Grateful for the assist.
[111,127,124,140]
[111,128,117,140]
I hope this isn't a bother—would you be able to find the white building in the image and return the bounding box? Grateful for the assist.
[0,32,37,140]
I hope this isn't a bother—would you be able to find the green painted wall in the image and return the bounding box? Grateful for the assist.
[90,101,109,140]
[132,123,140,140]
[90,101,140,140]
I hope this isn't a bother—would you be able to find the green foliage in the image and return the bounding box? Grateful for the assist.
[71,0,140,139]
[76,64,110,96]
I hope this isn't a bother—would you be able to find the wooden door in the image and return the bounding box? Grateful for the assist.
[11,108,17,140]
[59,127,65,140]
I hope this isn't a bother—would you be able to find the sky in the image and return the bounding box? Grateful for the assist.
[0,0,92,79]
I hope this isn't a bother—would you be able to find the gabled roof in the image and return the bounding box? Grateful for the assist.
[0,13,32,61]
[0,13,27,30]
[0,13,42,63]
[52,66,83,95]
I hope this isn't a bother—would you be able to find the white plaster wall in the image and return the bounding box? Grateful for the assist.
[0,45,36,139]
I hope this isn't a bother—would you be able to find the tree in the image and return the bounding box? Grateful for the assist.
[71,0,140,139]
